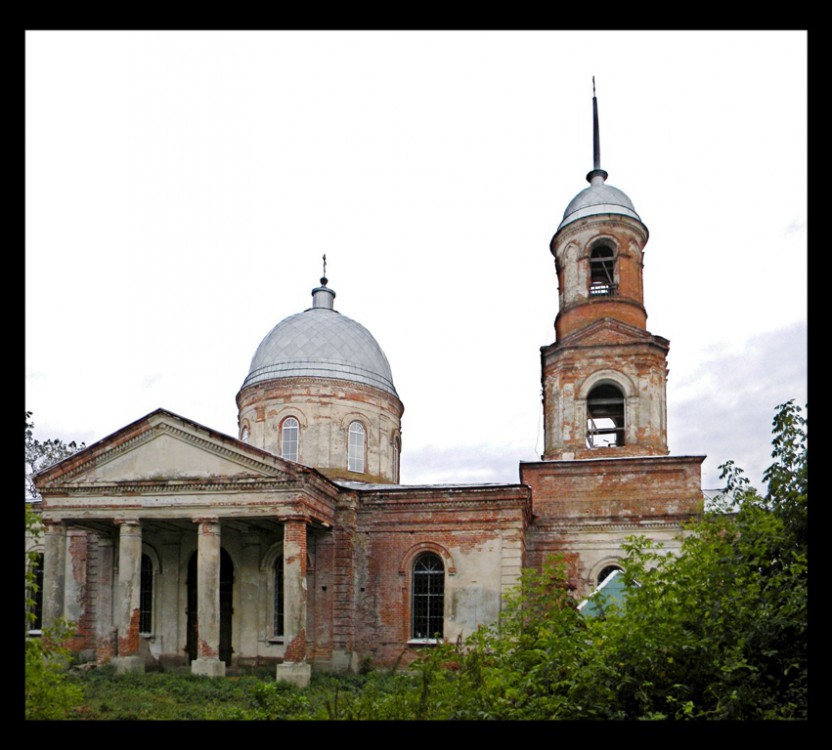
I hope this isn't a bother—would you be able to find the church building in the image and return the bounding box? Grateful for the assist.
[32,88,705,684]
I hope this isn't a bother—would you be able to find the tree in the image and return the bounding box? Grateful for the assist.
[24,411,85,719]
[25,410,86,501]
[358,400,808,720]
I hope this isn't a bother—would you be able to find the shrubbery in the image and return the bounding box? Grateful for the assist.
[370,400,808,720]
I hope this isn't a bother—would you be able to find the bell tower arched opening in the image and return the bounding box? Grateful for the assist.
[589,244,617,297]
[586,383,625,448]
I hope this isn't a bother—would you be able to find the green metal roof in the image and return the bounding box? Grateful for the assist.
[578,569,631,617]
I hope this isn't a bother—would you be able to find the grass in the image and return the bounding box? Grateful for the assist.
[58,664,410,720]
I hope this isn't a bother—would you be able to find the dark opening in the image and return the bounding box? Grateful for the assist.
[589,245,617,297]
[139,554,153,633]
[587,383,625,447]
[273,556,284,638]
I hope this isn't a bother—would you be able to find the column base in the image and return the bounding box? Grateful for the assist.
[191,658,227,677]
[111,655,145,674]
[276,661,311,688]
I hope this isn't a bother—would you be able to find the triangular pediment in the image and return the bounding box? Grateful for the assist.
[35,409,298,491]
[554,318,668,350]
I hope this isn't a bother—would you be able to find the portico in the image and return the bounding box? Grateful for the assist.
[35,410,335,684]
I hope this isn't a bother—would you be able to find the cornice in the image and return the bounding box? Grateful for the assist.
[530,516,697,534]
[238,375,404,414]
[357,494,532,516]
[41,477,300,497]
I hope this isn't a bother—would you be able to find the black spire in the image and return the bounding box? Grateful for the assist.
[586,76,609,184]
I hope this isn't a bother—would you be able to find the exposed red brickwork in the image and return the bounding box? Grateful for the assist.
[199,638,218,658]
[330,497,358,654]
[522,456,703,521]
[553,217,648,340]
[522,455,703,597]
[349,486,530,666]
[284,630,307,662]
[118,608,141,656]
[557,298,646,338]
[96,639,115,663]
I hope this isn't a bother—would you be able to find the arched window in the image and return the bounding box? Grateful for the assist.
[273,556,284,638]
[27,552,44,633]
[587,383,625,448]
[348,421,365,473]
[411,553,444,640]
[240,423,250,443]
[281,417,299,462]
[589,244,617,297]
[139,553,153,634]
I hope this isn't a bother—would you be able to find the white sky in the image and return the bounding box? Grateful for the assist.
[25,30,807,492]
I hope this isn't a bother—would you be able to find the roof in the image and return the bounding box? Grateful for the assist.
[240,280,399,397]
[557,175,642,232]
[578,568,631,617]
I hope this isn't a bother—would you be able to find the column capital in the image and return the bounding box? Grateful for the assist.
[114,518,141,527]
[282,515,309,525]
[193,516,220,525]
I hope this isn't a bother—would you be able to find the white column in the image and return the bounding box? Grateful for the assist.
[112,519,144,673]
[238,531,261,663]
[191,518,225,677]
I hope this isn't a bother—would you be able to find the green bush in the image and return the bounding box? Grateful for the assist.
[337,400,808,721]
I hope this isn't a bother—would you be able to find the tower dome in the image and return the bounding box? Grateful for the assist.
[557,175,641,232]
[241,278,398,397]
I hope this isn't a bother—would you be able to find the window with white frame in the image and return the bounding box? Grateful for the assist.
[281,417,299,462]
[411,552,445,640]
[348,421,365,473]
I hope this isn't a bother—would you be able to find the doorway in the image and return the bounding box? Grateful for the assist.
[186,548,234,666]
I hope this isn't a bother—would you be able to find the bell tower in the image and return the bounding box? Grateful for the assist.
[541,80,669,460]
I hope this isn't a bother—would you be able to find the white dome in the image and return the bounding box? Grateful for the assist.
[557,180,641,232]
[241,285,398,397]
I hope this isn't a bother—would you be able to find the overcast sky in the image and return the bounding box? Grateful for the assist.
[25,30,807,492]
